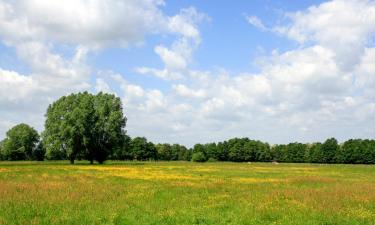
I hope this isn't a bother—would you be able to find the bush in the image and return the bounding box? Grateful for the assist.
[207,157,218,162]
[191,152,207,162]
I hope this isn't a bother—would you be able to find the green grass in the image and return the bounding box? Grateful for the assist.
[0,161,374,225]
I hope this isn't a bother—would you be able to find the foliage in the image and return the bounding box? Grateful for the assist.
[191,152,207,162]
[43,92,126,164]
[0,93,374,164]
[110,134,132,160]
[156,143,190,161]
[130,137,157,161]
[1,123,39,160]
[321,138,339,163]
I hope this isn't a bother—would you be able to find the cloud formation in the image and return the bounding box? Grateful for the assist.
[1,0,375,146]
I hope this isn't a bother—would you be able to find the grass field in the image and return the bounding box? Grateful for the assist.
[0,161,374,225]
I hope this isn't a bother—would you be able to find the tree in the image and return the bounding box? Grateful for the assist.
[204,143,218,161]
[32,142,45,161]
[156,143,172,160]
[229,142,246,162]
[0,139,4,160]
[193,144,207,161]
[88,93,127,164]
[216,142,229,161]
[306,143,322,163]
[254,141,272,162]
[43,92,126,164]
[279,143,306,163]
[1,124,39,160]
[321,138,338,163]
[176,145,190,161]
[130,137,157,160]
[110,134,132,160]
[336,139,375,164]
[191,152,206,162]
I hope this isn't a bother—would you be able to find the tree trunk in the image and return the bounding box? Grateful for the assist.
[70,158,74,164]
[90,159,94,164]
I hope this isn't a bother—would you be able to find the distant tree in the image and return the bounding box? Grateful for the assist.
[175,144,189,161]
[204,143,218,160]
[362,139,375,164]
[216,142,229,161]
[254,141,272,162]
[191,152,206,162]
[130,137,157,160]
[1,124,39,160]
[111,134,132,160]
[271,144,285,162]
[228,142,245,162]
[305,143,322,163]
[0,139,4,160]
[321,138,338,163]
[43,92,126,164]
[32,142,45,161]
[284,143,307,163]
[156,143,172,160]
[336,139,375,164]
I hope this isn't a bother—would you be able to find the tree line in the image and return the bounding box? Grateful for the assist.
[0,92,374,164]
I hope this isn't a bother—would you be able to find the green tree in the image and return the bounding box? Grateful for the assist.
[204,143,218,161]
[43,92,126,164]
[254,141,272,162]
[111,134,132,160]
[156,143,172,160]
[32,142,45,161]
[306,143,322,163]
[191,152,206,162]
[0,139,4,160]
[130,137,157,160]
[176,145,189,161]
[321,138,338,163]
[88,93,126,164]
[2,123,39,160]
[216,142,229,161]
[283,143,307,163]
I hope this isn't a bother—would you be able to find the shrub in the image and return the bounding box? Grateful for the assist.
[191,152,207,162]
[207,157,218,162]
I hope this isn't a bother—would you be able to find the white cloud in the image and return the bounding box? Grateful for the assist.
[173,84,206,98]
[0,69,35,102]
[1,0,375,147]
[135,7,207,80]
[122,0,375,146]
[246,15,267,31]
[0,0,167,48]
[167,7,208,42]
[274,0,375,70]
[95,78,111,93]
[0,0,206,139]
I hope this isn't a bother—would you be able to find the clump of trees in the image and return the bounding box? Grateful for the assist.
[0,123,43,161]
[43,92,126,164]
[0,92,375,164]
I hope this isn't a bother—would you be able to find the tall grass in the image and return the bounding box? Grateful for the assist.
[0,161,374,224]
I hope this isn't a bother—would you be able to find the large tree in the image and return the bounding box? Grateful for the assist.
[1,123,40,160]
[43,92,126,164]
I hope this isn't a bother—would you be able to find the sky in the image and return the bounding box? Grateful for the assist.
[1,0,375,147]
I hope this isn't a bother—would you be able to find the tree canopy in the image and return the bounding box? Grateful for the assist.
[43,92,126,164]
[0,123,40,160]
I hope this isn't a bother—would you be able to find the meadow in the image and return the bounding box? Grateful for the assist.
[0,161,374,225]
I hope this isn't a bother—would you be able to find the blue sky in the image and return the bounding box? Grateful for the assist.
[1,0,375,146]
